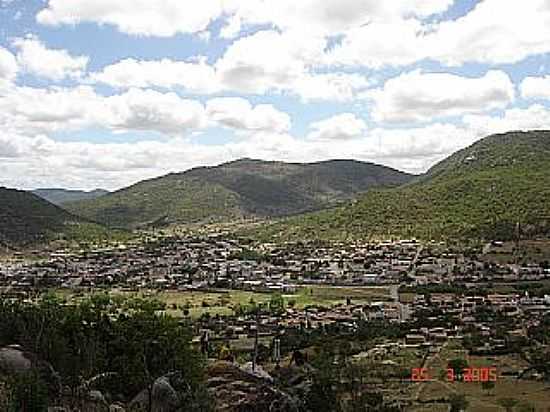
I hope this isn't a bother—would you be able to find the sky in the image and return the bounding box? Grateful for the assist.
[1,0,550,191]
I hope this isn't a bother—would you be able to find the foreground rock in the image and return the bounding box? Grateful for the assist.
[0,344,61,395]
[129,373,187,412]
[207,361,301,412]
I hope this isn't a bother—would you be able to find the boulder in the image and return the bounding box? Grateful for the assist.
[0,345,61,395]
[0,345,31,373]
[129,375,181,412]
[207,361,300,412]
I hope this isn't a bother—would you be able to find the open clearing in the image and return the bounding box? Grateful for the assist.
[55,285,390,318]
[415,341,550,411]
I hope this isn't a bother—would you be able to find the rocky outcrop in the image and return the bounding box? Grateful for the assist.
[129,374,184,412]
[0,344,61,395]
[207,361,301,412]
[0,344,32,373]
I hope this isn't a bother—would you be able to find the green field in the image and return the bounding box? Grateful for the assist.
[55,285,390,319]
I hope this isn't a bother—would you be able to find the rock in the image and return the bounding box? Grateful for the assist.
[129,375,182,412]
[0,346,31,373]
[207,361,300,412]
[77,390,109,412]
[88,390,108,404]
[0,345,61,395]
[239,362,274,383]
[207,376,231,388]
[152,376,179,408]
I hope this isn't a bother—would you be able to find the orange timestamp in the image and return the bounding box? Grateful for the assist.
[411,367,497,382]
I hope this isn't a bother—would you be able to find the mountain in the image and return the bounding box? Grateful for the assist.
[32,188,109,206]
[0,187,78,246]
[0,188,115,247]
[250,131,550,242]
[65,159,414,229]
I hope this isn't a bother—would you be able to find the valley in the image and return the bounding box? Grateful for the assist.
[1,130,550,411]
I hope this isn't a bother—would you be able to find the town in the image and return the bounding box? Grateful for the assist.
[2,235,550,409]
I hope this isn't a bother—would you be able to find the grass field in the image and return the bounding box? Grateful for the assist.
[55,285,390,319]
[415,341,550,411]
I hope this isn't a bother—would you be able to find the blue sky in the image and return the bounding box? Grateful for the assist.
[1,0,550,190]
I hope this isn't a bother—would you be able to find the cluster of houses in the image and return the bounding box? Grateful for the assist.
[1,235,550,359]
[0,236,425,293]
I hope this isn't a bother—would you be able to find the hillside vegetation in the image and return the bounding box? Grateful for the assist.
[65,159,413,229]
[246,131,550,242]
[0,188,117,247]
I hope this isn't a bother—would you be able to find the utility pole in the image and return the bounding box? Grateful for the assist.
[273,337,281,369]
[252,305,260,372]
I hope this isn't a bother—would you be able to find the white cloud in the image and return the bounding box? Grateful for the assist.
[233,0,550,74]
[291,72,371,102]
[368,70,515,123]
[214,29,369,101]
[36,0,453,38]
[36,0,223,37]
[215,30,324,94]
[13,36,89,81]
[0,132,27,158]
[35,0,550,72]
[362,123,478,173]
[90,32,370,101]
[307,113,366,140]
[0,46,17,83]
[463,104,550,136]
[0,85,206,136]
[90,58,220,94]
[327,0,550,68]
[0,82,294,137]
[221,0,452,38]
[429,0,550,66]
[104,88,207,135]
[0,85,102,134]
[206,97,291,133]
[520,75,550,100]
[325,19,427,68]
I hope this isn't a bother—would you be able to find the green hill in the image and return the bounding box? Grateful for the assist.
[248,131,550,242]
[0,188,115,248]
[65,159,413,229]
[32,188,109,206]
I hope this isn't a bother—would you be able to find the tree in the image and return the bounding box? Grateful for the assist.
[0,294,211,411]
[7,370,49,412]
[481,380,495,395]
[306,350,342,412]
[448,358,469,381]
[449,393,469,412]
[269,293,285,314]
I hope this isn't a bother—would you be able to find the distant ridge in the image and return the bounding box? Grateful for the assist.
[0,187,124,247]
[250,131,550,241]
[65,159,414,229]
[33,188,109,206]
